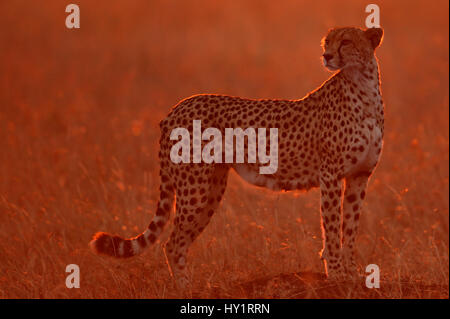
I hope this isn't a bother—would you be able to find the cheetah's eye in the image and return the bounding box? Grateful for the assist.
[341,39,352,46]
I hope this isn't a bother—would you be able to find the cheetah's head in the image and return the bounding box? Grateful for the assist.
[321,27,383,71]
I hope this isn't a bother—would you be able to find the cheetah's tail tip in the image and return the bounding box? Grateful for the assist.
[89,231,147,258]
[89,232,118,257]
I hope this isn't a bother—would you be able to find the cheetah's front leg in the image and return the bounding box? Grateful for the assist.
[341,173,370,276]
[319,172,345,280]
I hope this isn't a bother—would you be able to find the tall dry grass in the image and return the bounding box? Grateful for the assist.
[0,0,448,298]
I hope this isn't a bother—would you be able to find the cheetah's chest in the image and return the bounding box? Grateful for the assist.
[346,118,383,176]
[363,120,383,170]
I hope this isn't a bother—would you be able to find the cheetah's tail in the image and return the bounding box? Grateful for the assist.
[89,181,175,258]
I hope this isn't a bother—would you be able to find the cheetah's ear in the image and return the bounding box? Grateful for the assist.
[364,27,384,49]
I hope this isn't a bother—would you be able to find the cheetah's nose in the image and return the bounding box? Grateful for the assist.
[323,53,333,61]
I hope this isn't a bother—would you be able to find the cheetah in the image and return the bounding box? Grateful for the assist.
[90,27,385,288]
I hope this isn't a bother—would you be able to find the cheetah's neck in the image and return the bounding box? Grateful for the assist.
[340,57,381,93]
[339,57,383,124]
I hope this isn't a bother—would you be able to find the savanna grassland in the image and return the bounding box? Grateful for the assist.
[0,0,448,298]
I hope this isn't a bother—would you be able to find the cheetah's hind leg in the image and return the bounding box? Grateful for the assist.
[164,165,229,290]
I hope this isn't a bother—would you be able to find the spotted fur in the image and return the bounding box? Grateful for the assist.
[90,27,385,287]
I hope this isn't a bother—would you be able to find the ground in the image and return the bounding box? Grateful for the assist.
[0,0,448,298]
